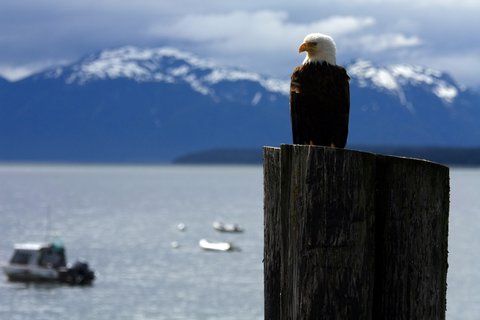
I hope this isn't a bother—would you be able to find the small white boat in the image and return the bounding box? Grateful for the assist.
[212,221,244,233]
[199,239,233,252]
[1,242,95,285]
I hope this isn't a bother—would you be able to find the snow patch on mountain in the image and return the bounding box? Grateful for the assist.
[56,46,289,98]
[251,92,262,106]
[348,60,398,91]
[433,84,458,103]
[347,59,459,104]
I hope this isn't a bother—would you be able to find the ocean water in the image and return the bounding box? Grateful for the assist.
[0,165,478,319]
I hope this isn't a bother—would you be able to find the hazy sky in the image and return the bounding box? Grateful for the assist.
[1,0,479,86]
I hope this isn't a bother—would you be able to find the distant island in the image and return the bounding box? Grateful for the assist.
[173,146,480,166]
[174,148,263,165]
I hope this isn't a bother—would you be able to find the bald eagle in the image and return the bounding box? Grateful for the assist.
[290,33,350,148]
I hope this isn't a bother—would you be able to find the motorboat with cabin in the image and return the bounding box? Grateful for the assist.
[1,241,95,285]
[212,221,243,233]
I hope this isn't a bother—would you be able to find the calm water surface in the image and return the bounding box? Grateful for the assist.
[0,165,478,319]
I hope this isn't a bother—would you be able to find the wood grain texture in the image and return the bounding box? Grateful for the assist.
[263,145,449,320]
[374,155,449,319]
[263,147,281,320]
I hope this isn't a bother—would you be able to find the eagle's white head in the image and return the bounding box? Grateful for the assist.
[299,33,336,65]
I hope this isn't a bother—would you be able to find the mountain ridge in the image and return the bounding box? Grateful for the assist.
[0,46,479,163]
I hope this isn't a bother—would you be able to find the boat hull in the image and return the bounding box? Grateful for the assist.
[2,264,58,282]
[2,263,95,285]
[199,239,232,252]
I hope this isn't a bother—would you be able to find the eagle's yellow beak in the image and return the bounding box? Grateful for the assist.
[298,42,313,53]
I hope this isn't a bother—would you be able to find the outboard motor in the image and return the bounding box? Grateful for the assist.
[58,260,95,285]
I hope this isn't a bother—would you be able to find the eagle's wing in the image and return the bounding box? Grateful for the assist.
[334,75,350,148]
[290,68,306,145]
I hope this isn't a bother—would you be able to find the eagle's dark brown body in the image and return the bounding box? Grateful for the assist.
[290,62,350,147]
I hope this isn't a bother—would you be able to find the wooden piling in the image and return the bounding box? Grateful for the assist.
[263,145,449,320]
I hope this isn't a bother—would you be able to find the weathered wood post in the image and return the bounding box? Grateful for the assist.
[264,144,449,319]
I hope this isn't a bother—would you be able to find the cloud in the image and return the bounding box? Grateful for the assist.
[329,0,480,8]
[414,52,480,87]
[408,0,480,8]
[299,16,376,37]
[0,2,478,86]
[348,33,422,52]
[147,10,422,78]
[150,11,421,57]
[150,11,376,54]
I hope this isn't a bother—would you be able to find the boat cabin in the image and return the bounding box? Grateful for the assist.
[10,242,66,270]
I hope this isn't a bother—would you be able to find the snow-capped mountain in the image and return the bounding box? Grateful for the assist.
[345,59,480,147]
[0,46,479,162]
[348,59,461,105]
[41,46,288,103]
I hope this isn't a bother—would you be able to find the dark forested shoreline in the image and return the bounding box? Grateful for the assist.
[173,146,480,166]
